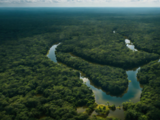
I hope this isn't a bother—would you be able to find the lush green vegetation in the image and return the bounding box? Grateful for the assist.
[123,61,160,120]
[0,32,95,120]
[95,105,110,116]
[90,116,120,120]
[56,30,159,70]
[56,52,128,95]
[0,8,160,120]
[116,16,160,54]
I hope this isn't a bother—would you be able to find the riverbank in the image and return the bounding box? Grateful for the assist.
[47,43,145,120]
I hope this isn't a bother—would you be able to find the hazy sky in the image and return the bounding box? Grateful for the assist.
[0,0,160,7]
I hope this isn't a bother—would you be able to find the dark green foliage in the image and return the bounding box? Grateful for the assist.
[137,61,160,84]
[85,103,97,114]
[90,116,121,120]
[56,52,128,95]
[95,106,109,116]
[0,31,94,120]
[123,61,160,120]
[0,8,160,120]
[109,105,116,111]
[121,22,160,55]
[138,62,160,106]
[56,31,159,70]
[124,109,139,120]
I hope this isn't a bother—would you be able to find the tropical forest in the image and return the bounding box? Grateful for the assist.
[0,7,160,120]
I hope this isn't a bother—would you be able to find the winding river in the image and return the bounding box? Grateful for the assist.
[47,41,157,120]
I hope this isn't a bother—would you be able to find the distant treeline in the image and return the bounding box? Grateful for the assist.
[0,8,160,120]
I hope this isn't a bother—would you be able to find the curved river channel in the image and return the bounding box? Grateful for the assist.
[46,40,156,119]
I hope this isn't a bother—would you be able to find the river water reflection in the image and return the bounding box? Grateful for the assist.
[47,43,60,62]
[125,39,138,51]
[80,68,142,106]
[47,43,142,120]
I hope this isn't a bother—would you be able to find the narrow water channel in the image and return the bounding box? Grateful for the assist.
[47,43,60,62]
[80,68,142,106]
[47,43,142,120]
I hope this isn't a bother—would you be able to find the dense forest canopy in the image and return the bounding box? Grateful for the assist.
[56,52,128,96]
[123,61,160,120]
[0,8,160,120]
[0,32,96,120]
[56,31,158,69]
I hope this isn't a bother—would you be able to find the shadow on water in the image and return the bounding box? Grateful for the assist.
[47,43,143,120]
[78,67,142,120]
[80,68,142,106]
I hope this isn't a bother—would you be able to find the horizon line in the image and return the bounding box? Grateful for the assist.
[0,6,160,8]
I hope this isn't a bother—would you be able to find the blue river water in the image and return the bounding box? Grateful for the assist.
[47,43,144,120]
